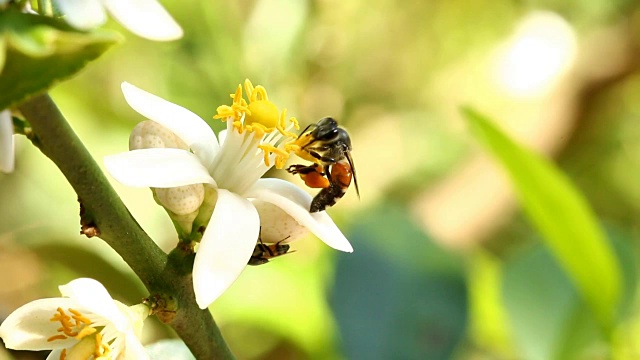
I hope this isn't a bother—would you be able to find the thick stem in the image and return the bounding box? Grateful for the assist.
[18,93,234,360]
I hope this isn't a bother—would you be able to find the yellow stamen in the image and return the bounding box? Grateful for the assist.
[76,326,97,340]
[212,79,306,167]
[50,308,68,322]
[94,332,103,356]
[94,332,113,359]
[47,334,67,342]
[259,144,291,168]
[60,348,67,360]
[276,109,299,138]
[69,309,91,325]
[50,308,79,337]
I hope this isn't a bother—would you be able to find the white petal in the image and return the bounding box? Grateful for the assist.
[101,0,183,41]
[193,189,260,309]
[122,304,149,339]
[104,148,216,188]
[55,0,107,30]
[217,129,227,146]
[0,110,14,173]
[46,349,64,360]
[120,83,218,167]
[59,278,129,331]
[122,330,150,360]
[121,82,218,167]
[0,298,80,350]
[247,178,353,252]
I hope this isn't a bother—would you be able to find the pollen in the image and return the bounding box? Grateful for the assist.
[48,307,97,345]
[213,79,304,168]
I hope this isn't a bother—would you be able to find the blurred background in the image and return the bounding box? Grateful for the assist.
[3,0,640,358]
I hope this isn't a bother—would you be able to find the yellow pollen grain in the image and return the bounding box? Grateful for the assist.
[60,348,67,360]
[47,334,68,342]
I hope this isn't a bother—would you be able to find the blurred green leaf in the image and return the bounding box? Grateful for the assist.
[462,108,622,331]
[503,231,636,359]
[503,244,599,360]
[332,205,467,360]
[0,9,121,110]
[31,242,146,305]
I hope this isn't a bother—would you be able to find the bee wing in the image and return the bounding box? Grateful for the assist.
[345,151,360,198]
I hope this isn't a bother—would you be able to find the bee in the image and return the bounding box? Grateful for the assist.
[247,237,293,266]
[286,117,359,212]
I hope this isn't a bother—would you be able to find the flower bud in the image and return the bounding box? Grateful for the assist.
[252,199,308,243]
[130,120,205,236]
[155,185,205,216]
[129,120,188,151]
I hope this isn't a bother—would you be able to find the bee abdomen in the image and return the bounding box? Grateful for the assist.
[310,183,347,212]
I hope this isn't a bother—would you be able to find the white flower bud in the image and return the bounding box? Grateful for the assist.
[253,199,308,243]
[129,120,188,151]
[155,185,205,215]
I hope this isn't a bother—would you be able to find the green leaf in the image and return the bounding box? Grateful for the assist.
[0,9,121,110]
[332,205,467,360]
[503,244,600,360]
[462,107,622,331]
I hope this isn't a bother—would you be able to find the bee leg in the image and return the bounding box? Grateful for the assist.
[307,150,337,164]
[286,164,307,175]
[287,163,323,175]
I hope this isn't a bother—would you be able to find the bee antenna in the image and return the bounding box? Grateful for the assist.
[346,151,360,198]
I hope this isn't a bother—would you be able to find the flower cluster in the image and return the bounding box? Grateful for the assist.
[105,80,353,308]
[0,278,149,359]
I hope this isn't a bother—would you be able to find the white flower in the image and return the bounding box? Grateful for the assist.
[0,278,149,360]
[55,0,183,41]
[104,80,353,309]
[0,110,14,173]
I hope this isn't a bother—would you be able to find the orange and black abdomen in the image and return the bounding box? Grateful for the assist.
[330,161,353,188]
[310,162,353,213]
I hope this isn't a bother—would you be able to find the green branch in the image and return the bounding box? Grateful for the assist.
[18,93,234,360]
